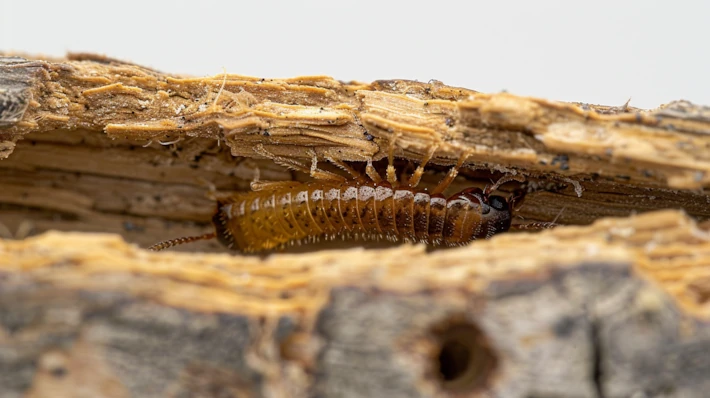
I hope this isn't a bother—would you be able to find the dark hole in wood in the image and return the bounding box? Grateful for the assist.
[50,366,67,378]
[435,323,498,392]
[438,339,471,381]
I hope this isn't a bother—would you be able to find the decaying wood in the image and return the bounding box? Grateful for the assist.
[1,54,710,397]
[1,55,710,252]
[1,211,710,397]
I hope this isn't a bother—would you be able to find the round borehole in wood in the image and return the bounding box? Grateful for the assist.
[435,323,498,393]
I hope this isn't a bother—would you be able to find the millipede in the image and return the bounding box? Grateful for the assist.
[149,143,555,253]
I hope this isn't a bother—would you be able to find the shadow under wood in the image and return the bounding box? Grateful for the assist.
[1,130,709,254]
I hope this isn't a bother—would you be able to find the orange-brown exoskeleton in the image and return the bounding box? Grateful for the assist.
[149,143,552,253]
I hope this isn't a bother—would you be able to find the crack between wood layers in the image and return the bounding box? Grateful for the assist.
[589,314,605,398]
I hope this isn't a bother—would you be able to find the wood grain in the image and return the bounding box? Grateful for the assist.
[2,54,710,397]
[1,210,709,397]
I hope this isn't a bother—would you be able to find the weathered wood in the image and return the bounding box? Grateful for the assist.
[1,211,709,397]
[1,55,709,252]
[2,55,710,397]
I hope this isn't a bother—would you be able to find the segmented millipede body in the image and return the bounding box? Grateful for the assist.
[149,143,554,253]
[210,181,512,252]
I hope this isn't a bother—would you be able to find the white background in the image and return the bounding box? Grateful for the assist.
[2,0,708,109]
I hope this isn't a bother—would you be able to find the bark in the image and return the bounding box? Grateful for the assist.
[1,54,710,397]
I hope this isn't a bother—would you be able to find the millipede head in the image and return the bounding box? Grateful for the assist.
[212,201,237,249]
[456,187,513,235]
[484,194,512,234]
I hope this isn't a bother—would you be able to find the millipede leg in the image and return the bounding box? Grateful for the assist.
[431,151,471,195]
[386,134,401,186]
[251,180,303,192]
[308,150,347,181]
[407,144,438,188]
[366,159,382,183]
[253,144,345,182]
[327,157,367,183]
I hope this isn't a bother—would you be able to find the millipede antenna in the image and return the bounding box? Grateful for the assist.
[511,207,565,231]
[148,232,217,251]
[484,174,525,196]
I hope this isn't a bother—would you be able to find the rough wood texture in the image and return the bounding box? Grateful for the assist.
[2,55,710,397]
[1,55,710,252]
[1,211,710,397]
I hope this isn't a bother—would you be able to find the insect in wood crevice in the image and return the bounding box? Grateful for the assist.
[149,142,556,253]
